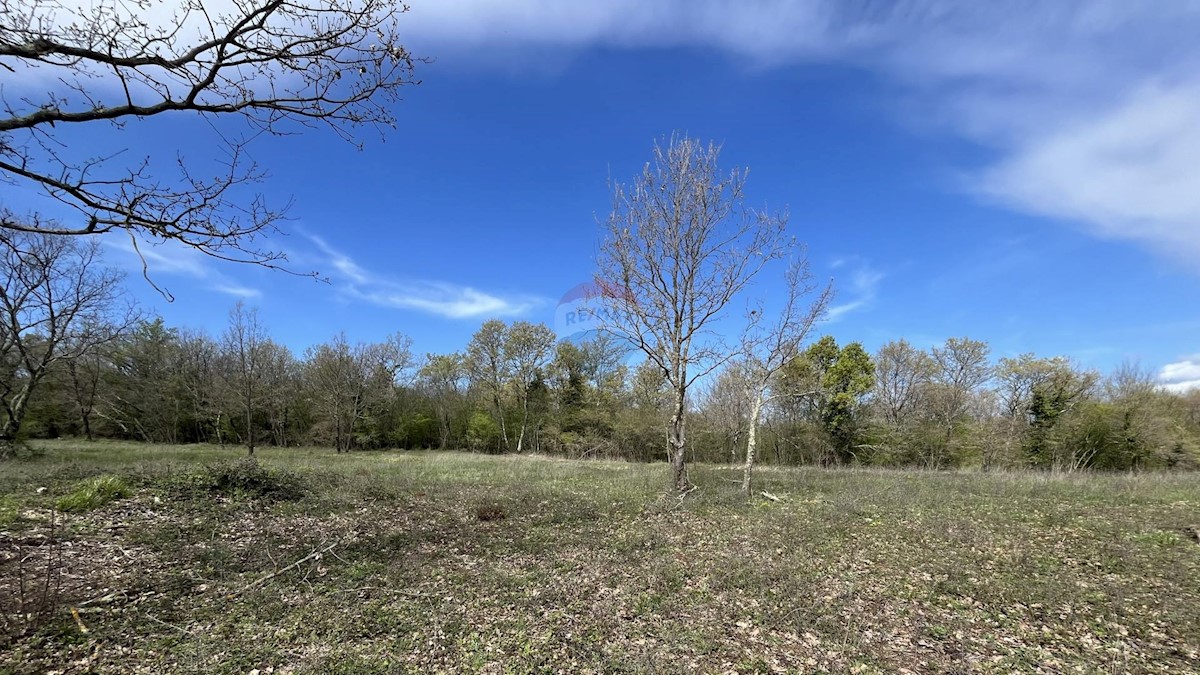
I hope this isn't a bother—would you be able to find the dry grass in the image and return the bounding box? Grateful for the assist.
[1,441,1198,673]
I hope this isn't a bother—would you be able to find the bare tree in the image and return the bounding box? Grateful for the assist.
[873,339,935,428]
[0,233,129,450]
[1,0,422,273]
[164,327,222,443]
[597,134,790,491]
[929,337,992,441]
[738,259,831,496]
[304,332,411,452]
[699,364,751,464]
[1105,359,1158,401]
[222,301,266,455]
[63,344,104,441]
[258,339,297,447]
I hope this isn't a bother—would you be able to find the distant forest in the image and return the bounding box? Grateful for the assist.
[12,304,1200,472]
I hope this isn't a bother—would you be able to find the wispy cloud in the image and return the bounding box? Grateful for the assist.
[103,238,264,300]
[404,1,1200,266]
[307,235,543,319]
[826,258,883,322]
[212,284,263,300]
[1158,356,1200,394]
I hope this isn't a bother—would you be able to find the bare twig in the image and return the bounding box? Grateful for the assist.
[145,613,196,635]
[227,539,339,598]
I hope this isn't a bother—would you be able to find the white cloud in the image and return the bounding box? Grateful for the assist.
[117,241,211,279]
[978,83,1200,265]
[826,259,883,322]
[212,284,263,300]
[1158,356,1200,393]
[403,1,1200,263]
[307,235,542,319]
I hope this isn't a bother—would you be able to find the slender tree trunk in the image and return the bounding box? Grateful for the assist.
[67,359,97,441]
[437,409,450,449]
[742,394,765,497]
[245,406,254,456]
[668,386,690,491]
[516,395,529,453]
[493,392,510,452]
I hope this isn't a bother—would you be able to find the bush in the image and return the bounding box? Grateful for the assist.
[204,458,307,501]
[55,475,132,513]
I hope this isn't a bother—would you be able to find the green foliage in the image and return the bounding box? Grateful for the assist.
[0,494,19,528]
[55,475,132,512]
[783,338,876,463]
[466,411,502,452]
[1043,398,1200,471]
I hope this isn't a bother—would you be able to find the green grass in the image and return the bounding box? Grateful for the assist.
[53,475,133,513]
[1,440,1198,673]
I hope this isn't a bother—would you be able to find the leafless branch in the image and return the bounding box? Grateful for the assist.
[1,0,424,270]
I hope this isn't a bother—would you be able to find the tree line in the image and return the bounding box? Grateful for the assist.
[8,278,1199,476]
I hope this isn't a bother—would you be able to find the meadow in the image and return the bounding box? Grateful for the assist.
[1,441,1198,674]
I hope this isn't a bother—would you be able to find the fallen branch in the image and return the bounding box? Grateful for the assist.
[228,540,339,599]
[671,485,698,510]
[145,613,195,635]
[760,490,782,503]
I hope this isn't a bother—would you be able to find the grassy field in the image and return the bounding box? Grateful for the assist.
[1,441,1199,674]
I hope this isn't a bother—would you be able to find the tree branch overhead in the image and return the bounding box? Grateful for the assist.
[1,0,424,270]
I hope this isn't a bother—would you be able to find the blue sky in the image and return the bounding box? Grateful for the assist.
[7,1,1200,390]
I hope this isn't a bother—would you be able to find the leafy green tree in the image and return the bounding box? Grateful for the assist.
[821,342,876,462]
[782,337,875,463]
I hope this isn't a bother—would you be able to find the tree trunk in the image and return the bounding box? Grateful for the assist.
[245,407,255,456]
[742,394,765,497]
[668,386,690,491]
[437,407,450,449]
[516,395,529,453]
[493,393,510,452]
[1,416,21,447]
[3,381,35,445]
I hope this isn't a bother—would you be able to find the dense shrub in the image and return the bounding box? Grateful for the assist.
[204,458,308,501]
